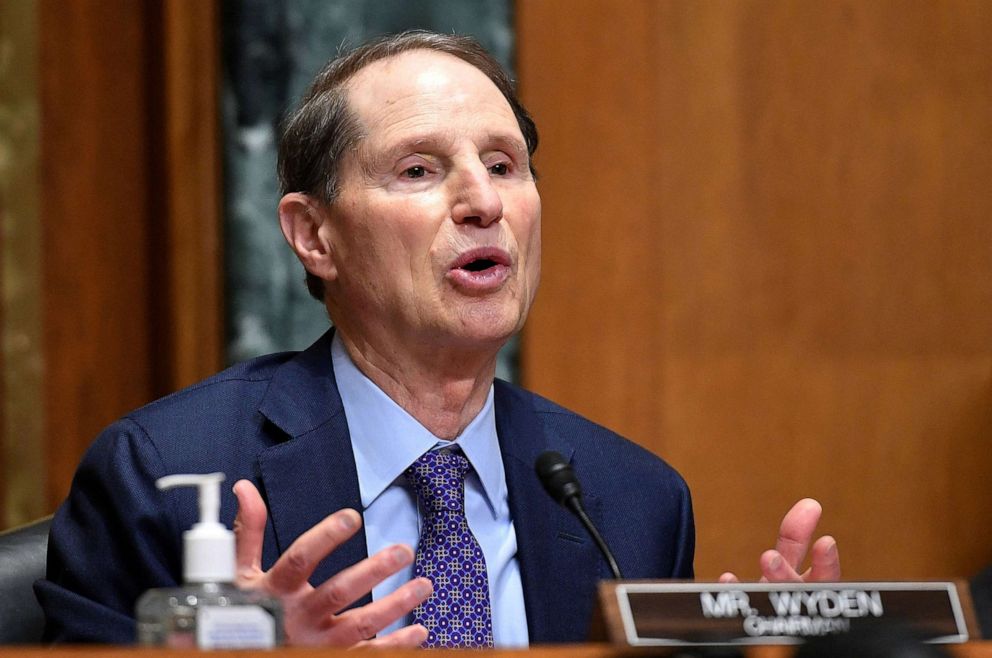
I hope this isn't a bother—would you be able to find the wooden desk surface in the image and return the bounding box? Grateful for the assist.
[0,645,991,657]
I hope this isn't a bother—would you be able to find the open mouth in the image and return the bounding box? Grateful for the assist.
[460,258,499,272]
[447,248,512,292]
[450,248,510,272]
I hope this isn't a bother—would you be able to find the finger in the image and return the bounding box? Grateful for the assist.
[760,549,804,583]
[807,535,840,581]
[775,498,822,571]
[323,577,433,647]
[266,508,362,595]
[718,572,739,583]
[232,480,267,577]
[300,544,415,618]
[353,623,429,649]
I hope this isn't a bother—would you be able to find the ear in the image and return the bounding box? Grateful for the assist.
[278,193,338,282]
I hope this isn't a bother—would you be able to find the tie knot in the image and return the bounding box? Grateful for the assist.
[406,448,471,515]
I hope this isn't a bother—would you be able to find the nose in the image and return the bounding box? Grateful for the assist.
[451,163,503,227]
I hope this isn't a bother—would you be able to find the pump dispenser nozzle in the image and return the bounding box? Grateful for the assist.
[157,473,235,584]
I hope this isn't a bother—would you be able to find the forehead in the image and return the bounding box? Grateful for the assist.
[343,50,521,143]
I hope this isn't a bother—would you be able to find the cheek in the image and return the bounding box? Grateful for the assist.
[527,198,543,289]
[530,231,542,281]
[384,197,450,269]
[353,197,433,259]
[518,195,542,264]
[525,236,542,298]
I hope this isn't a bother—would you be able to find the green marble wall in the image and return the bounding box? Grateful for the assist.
[221,0,519,380]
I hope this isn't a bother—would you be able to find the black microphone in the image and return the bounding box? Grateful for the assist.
[535,450,624,579]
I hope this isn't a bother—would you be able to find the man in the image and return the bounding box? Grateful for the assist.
[37,31,839,646]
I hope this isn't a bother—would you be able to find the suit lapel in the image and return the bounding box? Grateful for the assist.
[494,382,602,643]
[248,339,604,628]
[255,331,371,599]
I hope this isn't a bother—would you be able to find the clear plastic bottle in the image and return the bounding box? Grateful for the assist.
[135,473,284,648]
[137,581,283,648]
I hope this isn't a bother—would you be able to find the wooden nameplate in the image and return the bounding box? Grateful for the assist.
[594,580,979,647]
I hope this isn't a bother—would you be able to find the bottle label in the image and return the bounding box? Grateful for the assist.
[196,605,277,648]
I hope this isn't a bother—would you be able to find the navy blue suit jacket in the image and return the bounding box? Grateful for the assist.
[36,330,694,644]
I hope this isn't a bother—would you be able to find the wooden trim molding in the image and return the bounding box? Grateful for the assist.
[160,0,223,390]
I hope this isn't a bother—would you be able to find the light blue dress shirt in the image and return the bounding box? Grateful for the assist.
[330,334,529,647]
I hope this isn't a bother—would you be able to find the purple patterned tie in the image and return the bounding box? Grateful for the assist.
[405,448,495,648]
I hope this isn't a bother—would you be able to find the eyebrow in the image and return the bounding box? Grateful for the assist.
[486,133,529,161]
[360,131,529,177]
[359,135,452,177]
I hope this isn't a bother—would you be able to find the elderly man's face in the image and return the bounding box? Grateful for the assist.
[323,50,541,353]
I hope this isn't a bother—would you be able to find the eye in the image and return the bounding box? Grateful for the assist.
[402,165,427,179]
[489,162,509,176]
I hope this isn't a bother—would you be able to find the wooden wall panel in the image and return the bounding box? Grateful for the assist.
[39,0,156,508]
[37,0,222,511]
[518,0,992,580]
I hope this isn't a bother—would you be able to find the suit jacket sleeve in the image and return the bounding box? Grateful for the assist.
[35,418,184,643]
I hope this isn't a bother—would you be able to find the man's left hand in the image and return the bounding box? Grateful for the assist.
[719,498,840,583]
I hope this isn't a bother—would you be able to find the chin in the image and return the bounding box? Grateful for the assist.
[450,306,526,347]
[433,288,534,348]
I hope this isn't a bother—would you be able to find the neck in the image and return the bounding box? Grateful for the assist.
[337,330,500,440]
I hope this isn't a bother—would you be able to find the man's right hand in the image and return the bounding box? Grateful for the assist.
[718,498,840,584]
[232,479,432,647]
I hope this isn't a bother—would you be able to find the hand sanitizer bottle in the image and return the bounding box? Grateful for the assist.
[136,473,284,648]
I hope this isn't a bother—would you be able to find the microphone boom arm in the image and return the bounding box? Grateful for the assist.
[535,450,624,580]
[565,496,623,580]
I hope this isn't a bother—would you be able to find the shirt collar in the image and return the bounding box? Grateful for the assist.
[331,332,507,519]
